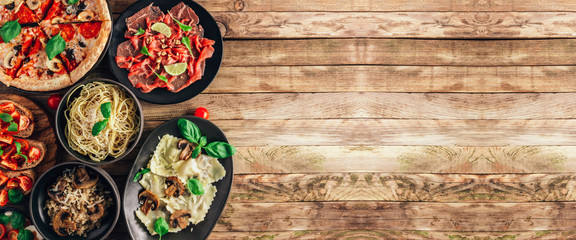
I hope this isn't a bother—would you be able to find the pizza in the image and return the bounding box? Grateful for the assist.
[0,0,110,91]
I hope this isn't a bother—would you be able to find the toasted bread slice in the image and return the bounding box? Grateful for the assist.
[0,100,35,138]
[1,169,36,195]
[0,139,46,171]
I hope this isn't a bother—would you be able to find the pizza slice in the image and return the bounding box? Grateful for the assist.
[41,21,110,81]
[0,0,53,25]
[42,0,110,24]
[0,26,41,87]
[9,28,71,91]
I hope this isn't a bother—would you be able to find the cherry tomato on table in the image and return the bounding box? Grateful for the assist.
[193,107,209,119]
[47,94,63,110]
[0,223,5,239]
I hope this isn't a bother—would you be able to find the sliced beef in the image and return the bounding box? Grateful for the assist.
[125,4,164,38]
[166,73,190,92]
[169,2,199,25]
[117,40,138,58]
[129,73,158,93]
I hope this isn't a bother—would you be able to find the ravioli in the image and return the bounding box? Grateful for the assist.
[136,134,226,234]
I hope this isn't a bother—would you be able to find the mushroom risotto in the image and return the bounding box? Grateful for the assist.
[44,167,112,237]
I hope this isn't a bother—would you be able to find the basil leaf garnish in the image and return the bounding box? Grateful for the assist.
[14,141,20,153]
[187,178,204,195]
[154,218,169,240]
[17,228,33,240]
[204,141,237,158]
[7,122,17,132]
[135,28,145,36]
[0,20,21,43]
[190,146,201,159]
[68,0,80,4]
[177,118,201,143]
[9,209,25,228]
[100,102,111,118]
[91,119,108,136]
[198,136,207,147]
[46,32,66,60]
[0,113,12,122]
[132,168,150,182]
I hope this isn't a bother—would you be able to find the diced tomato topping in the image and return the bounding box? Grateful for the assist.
[0,160,17,171]
[0,103,14,114]
[0,223,5,238]
[6,178,18,189]
[0,146,15,161]
[14,5,37,24]
[0,175,7,187]
[27,147,41,163]
[79,22,102,39]
[14,139,28,151]
[6,229,17,240]
[10,154,25,165]
[17,176,32,192]
[17,116,29,132]
[0,136,12,145]
[0,190,7,206]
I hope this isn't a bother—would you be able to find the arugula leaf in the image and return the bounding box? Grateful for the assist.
[177,119,201,143]
[170,15,192,31]
[133,168,150,182]
[101,102,112,118]
[135,28,145,36]
[204,141,237,158]
[152,71,168,83]
[187,178,204,195]
[92,119,108,136]
[182,37,193,55]
[46,32,66,60]
[0,20,21,43]
[0,113,12,123]
[154,218,169,240]
[140,45,150,56]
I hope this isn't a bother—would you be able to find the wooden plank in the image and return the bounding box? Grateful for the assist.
[142,93,576,120]
[209,230,576,240]
[214,202,576,231]
[222,39,576,66]
[229,173,576,202]
[214,12,576,39]
[205,66,576,93]
[111,0,576,13]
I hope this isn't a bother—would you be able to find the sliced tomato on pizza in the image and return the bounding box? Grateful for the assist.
[0,26,40,86]
[0,0,53,25]
[43,0,109,24]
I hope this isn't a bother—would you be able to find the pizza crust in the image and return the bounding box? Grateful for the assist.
[95,0,112,22]
[0,69,12,87]
[10,74,72,92]
[69,20,111,82]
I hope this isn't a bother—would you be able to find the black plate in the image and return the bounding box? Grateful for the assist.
[123,116,233,240]
[29,162,121,240]
[108,0,223,104]
[55,78,144,165]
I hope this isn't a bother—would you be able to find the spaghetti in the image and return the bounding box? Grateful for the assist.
[65,82,139,161]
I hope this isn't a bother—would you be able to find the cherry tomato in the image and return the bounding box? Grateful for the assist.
[17,176,32,192]
[0,175,8,187]
[6,179,18,189]
[27,147,41,163]
[0,146,15,161]
[193,107,209,119]
[0,190,7,206]
[14,139,28,151]
[18,116,30,132]
[47,94,63,110]
[0,224,5,238]
[6,229,17,240]
[0,161,16,171]
[0,135,12,145]
[0,103,15,114]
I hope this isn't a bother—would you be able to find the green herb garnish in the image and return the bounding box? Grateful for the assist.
[92,102,111,136]
[68,0,80,4]
[140,45,150,56]
[170,15,192,32]
[177,119,236,159]
[0,113,19,133]
[46,32,66,60]
[153,71,168,83]
[187,178,204,195]
[133,168,150,182]
[0,20,21,43]
[135,28,145,36]
[9,208,24,228]
[0,213,9,224]
[182,37,193,55]
[154,218,169,240]
[17,229,32,240]
[13,142,27,161]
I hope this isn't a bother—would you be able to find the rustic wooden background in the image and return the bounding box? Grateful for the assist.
[6,0,576,239]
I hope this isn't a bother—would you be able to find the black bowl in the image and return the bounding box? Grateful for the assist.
[29,162,121,240]
[108,0,223,104]
[124,116,233,240]
[55,78,144,165]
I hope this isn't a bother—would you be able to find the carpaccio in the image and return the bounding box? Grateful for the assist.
[115,3,215,93]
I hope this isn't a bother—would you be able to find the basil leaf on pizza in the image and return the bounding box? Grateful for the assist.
[46,32,66,60]
[68,0,80,4]
[0,20,21,43]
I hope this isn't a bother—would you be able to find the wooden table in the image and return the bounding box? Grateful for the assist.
[6,0,576,239]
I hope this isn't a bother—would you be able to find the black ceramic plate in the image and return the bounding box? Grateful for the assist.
[108,0,223,104]
[29,162,121,240]
[55,78,144,165]
[124,116,233,240]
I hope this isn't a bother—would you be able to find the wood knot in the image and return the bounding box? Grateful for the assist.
[234,0,245,11]
[216,21,227,37]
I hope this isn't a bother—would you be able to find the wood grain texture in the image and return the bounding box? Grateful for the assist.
[141,93,576,120]
[111,0,576,13]
[215,202,576,231]
[209,230,576,240]
[229,173,576,202]
[222,39,576,66]
[205,66,576,93]
[214,12,576,39]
